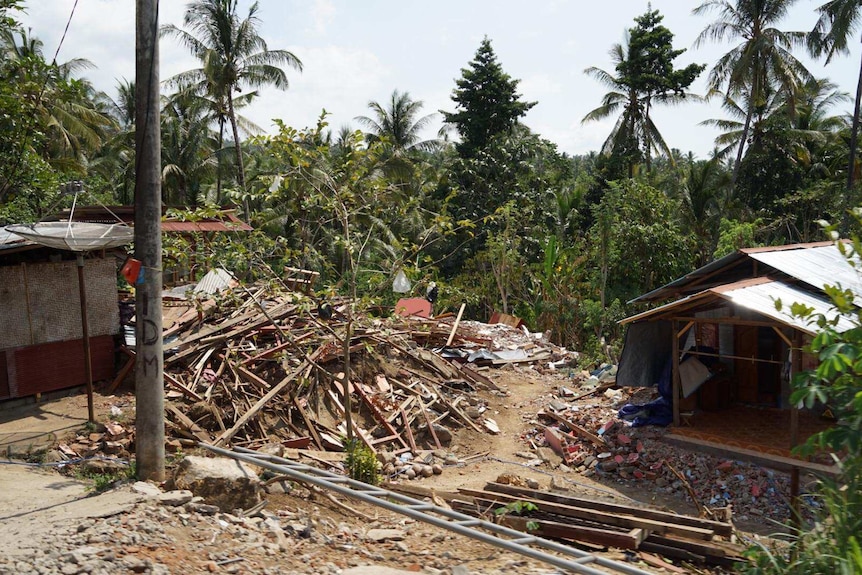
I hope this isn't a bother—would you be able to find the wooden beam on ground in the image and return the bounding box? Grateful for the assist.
[495,514,644,550]
[662,434,838,476]
[292,395,325,451]
[484,482,733,537]
[163,372,204,402]
[106,351,135,393]
[458,489,715,541]
[540,411,606,448]
[166,404,211,443]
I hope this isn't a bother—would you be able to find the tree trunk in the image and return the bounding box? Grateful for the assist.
[732,100,754,186]
[227,91,249,217]
[216,118,224,203]
[644,95,652,174]
[844,48,862,230]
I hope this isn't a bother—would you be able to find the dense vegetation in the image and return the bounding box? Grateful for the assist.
[0,0,860,364]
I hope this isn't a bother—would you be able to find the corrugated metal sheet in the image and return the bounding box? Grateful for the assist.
[720,279,856,334]
[749,244,862,305]
[621,278,855,334]
[629,241,839,304]
[194,268,235,294]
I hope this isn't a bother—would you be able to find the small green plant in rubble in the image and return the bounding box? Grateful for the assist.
[345,437,380,485]
[494,500,540,532]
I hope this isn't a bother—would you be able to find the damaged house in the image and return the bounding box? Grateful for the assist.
[616,241,855,475]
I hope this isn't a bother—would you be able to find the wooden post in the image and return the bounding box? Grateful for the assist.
[134,0,165,482]
[76,255,94,423]
[789,331,802,531]
[672,320,680,427]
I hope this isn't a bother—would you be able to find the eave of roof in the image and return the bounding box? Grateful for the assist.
[621,277,855,335]
[629,241,845,304]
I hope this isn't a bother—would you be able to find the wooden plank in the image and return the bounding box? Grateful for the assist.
[445,303,466,346]
[498,515,642,550]
[292,395,325,451]
[105,352,135,394]
[212,360,308,446]
[663,434,838,476]
[484,482,733,538]
[353,380,409,452]
[399,407,417,453]
[163,372,204,402]
[166,404,211,443]
[458,488,715,541]
[541,411,606,448]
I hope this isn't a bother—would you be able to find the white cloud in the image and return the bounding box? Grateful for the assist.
[241,44,390,134]
[309,0,336,36]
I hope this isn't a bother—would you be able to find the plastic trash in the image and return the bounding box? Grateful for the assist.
[392,269,411,293]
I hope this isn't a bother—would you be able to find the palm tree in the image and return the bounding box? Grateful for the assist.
[161,0,302,216]
[582,41,675,177]
[0,27,114,176]
[810,0,862,203]
[693,0,812,183]
[355,90,441,185]
[355,90,440,153]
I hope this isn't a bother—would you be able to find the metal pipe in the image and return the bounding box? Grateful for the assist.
[200,443,652,575]
[77,255,94,423]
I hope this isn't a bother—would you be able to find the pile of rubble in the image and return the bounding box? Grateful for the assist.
[522,383,794,523]
[105,283,573,470]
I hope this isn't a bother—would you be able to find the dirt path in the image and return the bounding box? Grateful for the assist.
[0,464,144,558]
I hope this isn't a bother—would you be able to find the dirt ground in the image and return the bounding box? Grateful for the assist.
[0,367,766,574]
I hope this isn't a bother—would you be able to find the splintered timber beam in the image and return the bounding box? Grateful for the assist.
[484,482,733,538]
[213,360,310,446]
[457,488,715,541]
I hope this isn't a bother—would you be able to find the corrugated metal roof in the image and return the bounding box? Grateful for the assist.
[194,268,236,294]
[749,243,862,305]
[628,242,840,303]
[721,279,856,334]
[621,278,855,334]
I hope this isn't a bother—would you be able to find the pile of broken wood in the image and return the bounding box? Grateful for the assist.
[114,282,534,457]
[393,480,744,569]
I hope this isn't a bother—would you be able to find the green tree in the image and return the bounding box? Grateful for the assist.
[590,179,694,305]
[616,7,705,172]
[442,37,535,159]
[583,8,703,179]
[355,89,441,186]
[745,223,862,574]
[162,0,302,216]
[355,90,440,153]
[693,0,812,182]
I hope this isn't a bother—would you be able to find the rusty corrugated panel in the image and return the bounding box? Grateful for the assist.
[8,336,114,399]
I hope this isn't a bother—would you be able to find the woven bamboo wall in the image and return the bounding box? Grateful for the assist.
[0,258,119,349]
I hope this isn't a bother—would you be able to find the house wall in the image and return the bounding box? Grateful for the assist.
[0,258,119,348]
[0,258,119,400]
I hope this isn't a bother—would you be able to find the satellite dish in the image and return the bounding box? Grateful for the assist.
[5,221,133,252]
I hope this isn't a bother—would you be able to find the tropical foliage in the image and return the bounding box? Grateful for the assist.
[0,0,859,359]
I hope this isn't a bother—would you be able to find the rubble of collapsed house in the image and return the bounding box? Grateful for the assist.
[61,281,576,472]
[521,381,796,525]
[49,279,756,567]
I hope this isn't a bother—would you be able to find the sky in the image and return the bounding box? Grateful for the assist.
[17,0,861,160]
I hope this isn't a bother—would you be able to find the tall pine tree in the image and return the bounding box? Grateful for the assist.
[443,37,535,159]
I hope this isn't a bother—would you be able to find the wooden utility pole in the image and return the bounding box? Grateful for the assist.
[134,0,165,482]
